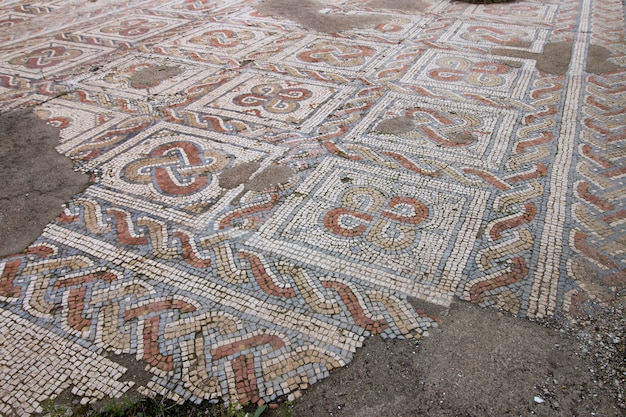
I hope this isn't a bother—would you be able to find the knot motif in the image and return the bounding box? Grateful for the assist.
[324,187,429,250]
[122,141,228,196]
[100,19,167,37]
[9,46,82,69]
[233,84,312,114]
[428,56,510,87]
[297,41,375,67]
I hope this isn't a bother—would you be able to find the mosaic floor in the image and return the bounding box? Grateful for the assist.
[1,0,625,413]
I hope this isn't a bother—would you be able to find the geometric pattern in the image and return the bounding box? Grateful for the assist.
[268,35,401,77]
[160,23,286,59]
[75,14,185,43]
[459,2,559,25]
[346,92,521,169]
[188,72,356,133]
[247,157,489,306]
[67,54,221,100]
[1,0,625,413]
[93,123,285,221]
[438,21,550,53]
[401,49,534,99]
[0,41,111,78]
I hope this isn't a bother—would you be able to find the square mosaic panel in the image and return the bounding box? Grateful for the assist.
[438,20,549,53]
[69,54,220,100]
[75,14,185,42]
[188,72,355,133]
[460,3,558,25]
[247,157,489,306]
[156,0,242,13]
[159,22,285,59]
[335,13,432,43]
[401,49,534,99]
[92,122,285,226]
[34,99,127,147]
[0,41,110,77]
[268,34,400,77]
[346,92,520,170]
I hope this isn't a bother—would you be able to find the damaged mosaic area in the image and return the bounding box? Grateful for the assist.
[0,0,625,413]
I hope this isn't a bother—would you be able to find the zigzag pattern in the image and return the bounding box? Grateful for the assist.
[138,44,239,66]
[0,74,33,90]
[371,45,423,83]
[68,118,153,161]
[552,2,579,42]
[161,109,240,132]
[59,198,223,268]
[341,144,487,187]
[590,0,626,58]
[252,61,351,84]
[314,86,383,152]
[28,72,235,121]
[228,16,296,32]
[174,0,215,12]
[13,4,54,14]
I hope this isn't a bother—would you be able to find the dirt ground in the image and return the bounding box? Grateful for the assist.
[263,301,625,417]
[0,109,89,257]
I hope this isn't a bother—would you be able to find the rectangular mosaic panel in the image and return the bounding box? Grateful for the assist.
[401,49,534,99]
[346,92,520,170]
[188,72,355,132]
[247,157,490,306]
[438,20,549,53]
[268,34,398,77]
[93,122,286,226]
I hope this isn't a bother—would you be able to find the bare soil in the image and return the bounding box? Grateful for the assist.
[267,302,625,417]
[0,109,89,257]
[129,65,182,89]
